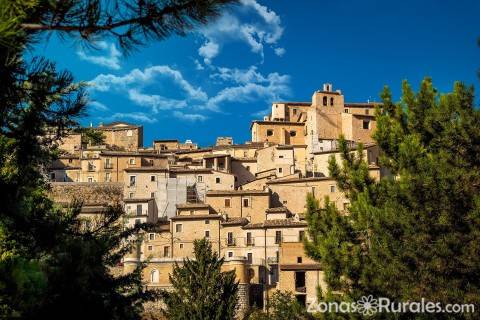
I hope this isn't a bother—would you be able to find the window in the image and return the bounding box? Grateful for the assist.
[176,224,183,233]
[243,198,250,207]
[149,233,155,241]
[105,172,111,181]
[68,158,73,163]
[330,185,336,193]
[246,166,250,172]
[88,177,93,183]
[365,109,369,115]
[293,108,297,115]
[243,151,248,157]
[330,97,334,106]
[179,243,184,249]
[197,175,203,182]
[290,130,296,137]
[129,192,134,199]
[363,120,370,130]
[205,230,210,238]
[299,230,305,241]
[205,219,210,224]
[163,246,170,257]
[225,198,231,207]
[279,155,284,159]
[266,129,274,136]
[295,271,306,290]
[50,172,56,180]
[275,231,282,244]
[147,245,153,251]
[136,204,142,216]
[129,176,136,187]
[129,158,135,165]
[227,232,234,245]
[247,253,253,264]
[323,96,327,106]
[150,175,156,182]
[150,269,159,283]
[344,108,349,113]
[228,251,233,258]
[297,257,302,263]
[150,192,155,198]
[278,168,283,173]
[216,177,221,184]
[247,232,253,246]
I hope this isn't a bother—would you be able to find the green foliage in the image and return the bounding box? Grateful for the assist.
[304,78,480,319]
[248,291,314,320]
[0,0,235,318]
[81,127,106,146]
[161,238,238,320]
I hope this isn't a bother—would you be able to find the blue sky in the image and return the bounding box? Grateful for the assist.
[34,0,480,147]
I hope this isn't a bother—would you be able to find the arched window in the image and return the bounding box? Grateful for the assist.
[330,97,334,106]
[322,96,327,106]
[150,269,159,283]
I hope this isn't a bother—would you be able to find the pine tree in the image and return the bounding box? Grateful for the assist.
[304,78,480,319]
[0,0,236,318]
[161,238,239,320]
[248,291,314,320]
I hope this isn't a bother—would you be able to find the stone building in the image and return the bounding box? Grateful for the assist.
[46,85,387,315]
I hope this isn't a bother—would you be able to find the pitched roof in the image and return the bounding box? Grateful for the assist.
[243,219,307,229]
[206,190,269,196]
[222,217,250,226]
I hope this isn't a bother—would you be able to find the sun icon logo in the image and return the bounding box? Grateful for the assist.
[356,295,379,316]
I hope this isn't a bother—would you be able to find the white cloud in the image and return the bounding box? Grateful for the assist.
[88,101,109,111]
[89,63,290,122]
[109,112,157,124]
[77,41,121,70]
[173,111,207,122]
[194,59,205,70]
[274,47,286,57]
[198,40,220,64]
[90,65,208,101]
[196,0,284,63]
[128,89,187,113]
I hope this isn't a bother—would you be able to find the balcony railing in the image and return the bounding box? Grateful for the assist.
[246,239,255,246]
[104,163,113,169]
[226,238,236,246]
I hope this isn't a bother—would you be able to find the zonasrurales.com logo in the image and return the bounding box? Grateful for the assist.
[356,295,379,316]
[307,296,475,315]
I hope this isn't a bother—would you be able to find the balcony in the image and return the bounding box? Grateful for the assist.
[104,163,113,169]
[246,239,255,246]
[226,238,236,246]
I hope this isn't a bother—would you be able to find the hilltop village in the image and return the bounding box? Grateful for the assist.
[48,84,384,315]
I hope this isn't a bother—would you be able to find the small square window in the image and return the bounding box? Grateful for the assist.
[197,175,203,182]
[297,257,302,263]
[290,130,296,137]
[151,175,156,182]
[176,224,183,233]
[243,198,250,207]
[266,129,274,136]
[216,177,221,184]
[179,243,184,249]
[150,192,155,198]
[149,233,155,240]
[205,230,210,238]
[279,155,284,159]
[205,220,210,224]
[129,158,135,165]
[330,185,336,193]
[278,168,283,173]
[299,230,305,241]
[129,192,134,199]
[224,198,231,207]
[228,251,233,258]
[148,245,153,251]
[363,120,370,130]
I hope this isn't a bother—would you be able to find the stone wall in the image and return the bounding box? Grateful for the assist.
[49,182,123,205]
